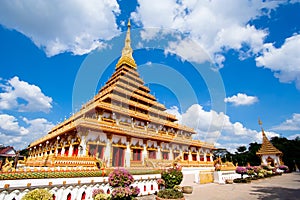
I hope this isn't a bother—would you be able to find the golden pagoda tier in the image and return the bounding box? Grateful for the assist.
[26,21,215,169]
[256,120,282,166]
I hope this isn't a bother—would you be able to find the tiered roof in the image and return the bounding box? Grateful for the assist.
[29,20,213,149]
[256,128,282,155]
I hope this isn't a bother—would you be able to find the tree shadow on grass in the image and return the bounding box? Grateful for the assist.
[250,186,300,200]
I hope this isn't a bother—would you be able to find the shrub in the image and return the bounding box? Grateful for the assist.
[108,168,140,200]
[94,193,111,200]
[21,189,53,200]
[157,189,184,199]
[108,168,134,187]
[111,187,131,200]
[92,189,105,198]
[235,166,247,179]
[161,167,183,189]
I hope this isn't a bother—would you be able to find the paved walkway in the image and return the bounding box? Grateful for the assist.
[138,172,300,200]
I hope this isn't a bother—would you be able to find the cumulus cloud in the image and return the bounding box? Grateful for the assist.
[256,34,300,89]
[168,104,279,153]
[132,0,282,67]
[0,76,52,112]
[224,93,258,106]
[0,114,54,150]
[0,114,28,135]
[272,113,300,131]
[288,134,300,140]
[0,0,120,56]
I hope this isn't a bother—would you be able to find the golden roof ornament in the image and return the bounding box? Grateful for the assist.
[116,19,137,69]
[256,118,282,155]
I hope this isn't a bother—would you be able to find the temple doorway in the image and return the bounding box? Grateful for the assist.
[112,147,125,167]
[267,156,275,166]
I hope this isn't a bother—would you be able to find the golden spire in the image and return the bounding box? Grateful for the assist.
[256,118,282,156]
[258,118,266,136]
[116,19,137,69]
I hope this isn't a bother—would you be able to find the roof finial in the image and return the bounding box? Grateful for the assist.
[116,19,136,69]
[258,117,266,136]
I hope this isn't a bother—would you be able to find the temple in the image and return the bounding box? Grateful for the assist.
[25,21,215,169]
[256,119,282,166]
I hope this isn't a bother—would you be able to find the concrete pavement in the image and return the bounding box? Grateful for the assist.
[137,172,300,200]
[182,172,300,200]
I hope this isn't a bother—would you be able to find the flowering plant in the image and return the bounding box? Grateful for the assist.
[235,166,247,179]
[108,168,134,187]
[94,193,111,200]
[108,168,140,200]
[130,186,140,197]
[161,166,183,189]
[21,189,53,200]
[111,187,131,200]
[279,165,289,171]
[253,166,262,174]
[92,189,105,198]
[156,178,165,185]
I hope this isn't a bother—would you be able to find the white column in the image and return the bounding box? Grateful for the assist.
[157,146,162,160]
[204,153,207,162]
[196,151,200,161]
[169,150,174,160]
[142,144,147,165]
[68,144,73,157]
[125,142,131,167]
[104,138,111,167]
[188,151,192,161]
[61,147,65,156]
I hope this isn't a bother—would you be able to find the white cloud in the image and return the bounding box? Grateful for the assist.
[288,134,300,140]
[224,93,258,106]
[132,0,282,67]
[0,114,54,150]
[165,38,210,63]
[272,113,300,131]
[167,104,279,153]
[0,76,52,112]
[256,34,300,89]
[0,114,28,135]
[23,117,54,143]
[0,0,120,56]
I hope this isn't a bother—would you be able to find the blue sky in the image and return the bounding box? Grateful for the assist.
[0,0,300,152]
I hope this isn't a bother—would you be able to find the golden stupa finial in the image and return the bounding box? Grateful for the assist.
[258,117,266,136]
[258,118,262,126]
[116,19,136,69]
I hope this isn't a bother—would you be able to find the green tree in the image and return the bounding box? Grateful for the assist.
[271,136,300,171]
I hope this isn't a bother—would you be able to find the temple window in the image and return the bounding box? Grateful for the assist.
[162,152,169,160]
[200,154,204,161]
[148,150,156,159]
[72,145,79,156]
[192,154,197,161]
[112,147,125,167]
[132,149,142,161]
[64,147,69,156]
[88,144,105,159]
[183,153,189,160]
[206,155,211,162]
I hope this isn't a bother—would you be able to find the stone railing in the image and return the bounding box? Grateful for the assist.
[0,174,161,200]
[213,170,249,184]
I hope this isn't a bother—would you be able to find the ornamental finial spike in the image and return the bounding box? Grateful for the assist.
[258,118,262,126]
[116,19,136,69]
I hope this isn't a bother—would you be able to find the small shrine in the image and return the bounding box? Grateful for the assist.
[256,119,282,167]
